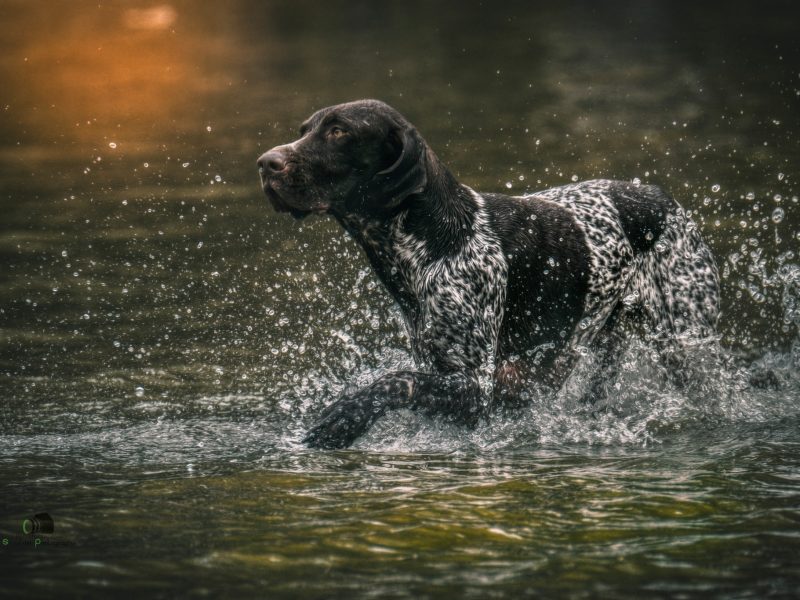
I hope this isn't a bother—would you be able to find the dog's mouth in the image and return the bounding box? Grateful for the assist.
[262,179,330,220]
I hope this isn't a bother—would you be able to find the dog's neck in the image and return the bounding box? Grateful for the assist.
[402,149,477,256]
[338,149,477,256]
[335,149,480,323]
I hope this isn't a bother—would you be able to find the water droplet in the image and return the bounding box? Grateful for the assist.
[122,199,127,205]
[632,177,641,186]
[771,207,785,223]
[654,241,668,253]
[182,162,190,168]
[746,191,755,201]
[505,182,512,189]
[214,175,222,182]
[134,386,145,397]
[645,231,654,241]
[206,125,212,132]
[143,162,149,168]
[196,241,203,249]
[571,174,579,182]
[622,292,639,305]
[518,175,524,181]
[108,142,117,149]
[778,172,785,181]
[711,184,720,192]
[578,317,591,330]
[61,250,68,257]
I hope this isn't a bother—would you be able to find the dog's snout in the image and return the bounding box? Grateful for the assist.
[257,148,289,177]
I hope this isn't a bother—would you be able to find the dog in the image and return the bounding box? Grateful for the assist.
[257,99,720,449]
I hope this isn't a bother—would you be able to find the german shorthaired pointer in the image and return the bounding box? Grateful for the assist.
[257,99,720,448]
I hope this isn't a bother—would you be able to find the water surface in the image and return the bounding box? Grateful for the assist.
[1,1,799,597]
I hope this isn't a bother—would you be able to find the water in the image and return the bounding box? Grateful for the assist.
[1,1,799,597]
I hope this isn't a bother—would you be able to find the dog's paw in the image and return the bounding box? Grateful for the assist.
[302,394,379,449]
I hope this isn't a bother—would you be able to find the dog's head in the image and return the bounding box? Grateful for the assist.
[257,100,428,219]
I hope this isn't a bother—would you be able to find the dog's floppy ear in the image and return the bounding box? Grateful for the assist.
[372,126,428,207]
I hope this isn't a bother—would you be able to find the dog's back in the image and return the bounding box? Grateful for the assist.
[521,179,719,343]
[484,179,719,401]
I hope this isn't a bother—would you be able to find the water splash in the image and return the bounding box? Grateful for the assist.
[300,255,800,453]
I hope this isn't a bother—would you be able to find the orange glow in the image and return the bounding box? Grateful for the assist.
[123,5,178,30]
[5,3,227,145]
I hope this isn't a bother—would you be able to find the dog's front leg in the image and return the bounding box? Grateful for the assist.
[302,371,482,449]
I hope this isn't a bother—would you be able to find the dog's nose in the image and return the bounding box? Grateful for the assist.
[257,149,289,177]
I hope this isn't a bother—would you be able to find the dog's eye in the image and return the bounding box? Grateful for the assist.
[327,126,347,140]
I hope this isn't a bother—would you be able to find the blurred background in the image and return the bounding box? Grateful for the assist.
[0,1,798,597]
[1,1,797,387]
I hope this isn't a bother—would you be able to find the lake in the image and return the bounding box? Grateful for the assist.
[1,1,799,597]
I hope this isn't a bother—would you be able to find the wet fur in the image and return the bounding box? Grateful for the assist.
[257,100,720,448]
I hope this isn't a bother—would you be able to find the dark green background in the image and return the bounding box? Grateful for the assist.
[1,1,798,598]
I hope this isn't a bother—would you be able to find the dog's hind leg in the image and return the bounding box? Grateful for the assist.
[577,304,630,406]
[302,371,483,449]
[628,210,721,390]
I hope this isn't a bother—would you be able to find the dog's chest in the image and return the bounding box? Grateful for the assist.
[389,215,508,373]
